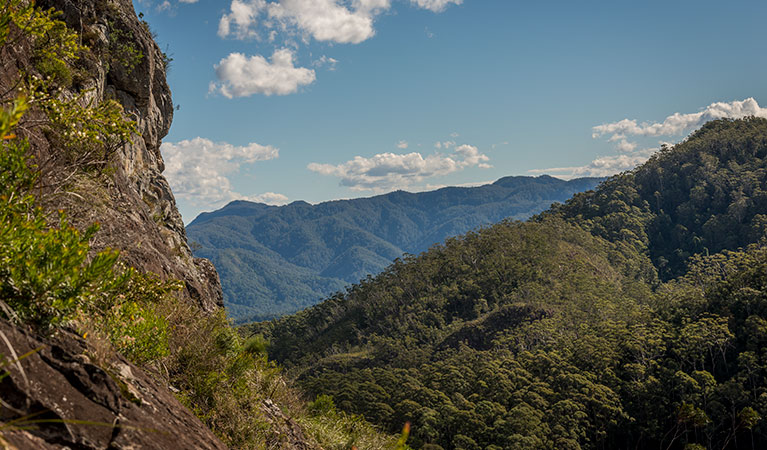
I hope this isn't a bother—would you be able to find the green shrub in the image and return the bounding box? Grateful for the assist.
[97,271,181,364]
[309,394,337,416]
[242,334,269,356]
[0,102,127,328]
[107,21,143,74]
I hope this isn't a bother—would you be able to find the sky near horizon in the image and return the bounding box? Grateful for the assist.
[133,0,767,222]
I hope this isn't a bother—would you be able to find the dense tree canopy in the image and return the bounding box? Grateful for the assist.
[252,118,767,449]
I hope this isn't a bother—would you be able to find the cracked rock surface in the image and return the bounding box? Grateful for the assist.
[0,319,227,449]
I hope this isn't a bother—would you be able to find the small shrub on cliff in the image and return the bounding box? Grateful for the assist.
[2,0,137,176]
[4,0,81,66]
[106,21,144,74]
[0,99,126,328]
[94,272,181,364]
[0,98,166,366]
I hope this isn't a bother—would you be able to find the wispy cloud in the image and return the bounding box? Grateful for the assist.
[312,55,339,71]
[210,49,316,98]
[410,0,462,13]
[434,140,455,149]
[137,0,197,13]
[308,144,490,191]
[161,137,281,210]
[528,149,654,180]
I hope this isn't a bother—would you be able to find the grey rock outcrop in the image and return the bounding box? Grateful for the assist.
[33,0,223,312]
[0,319,227,449]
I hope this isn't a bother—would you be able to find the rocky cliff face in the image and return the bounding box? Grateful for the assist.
[34,0,223,312]
[0,0,230,447]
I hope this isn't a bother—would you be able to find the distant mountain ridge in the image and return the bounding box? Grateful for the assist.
[187,175,603,321]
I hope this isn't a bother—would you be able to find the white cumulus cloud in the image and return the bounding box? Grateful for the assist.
[593,98,767,140]
[218,0,460,44]
[397,140,409,149]
[161,137,280,210]
[218,0,265,39]
[211,49,316,98]
[615,139,637,152]
[267,0,378,44]
[308,144,490,191]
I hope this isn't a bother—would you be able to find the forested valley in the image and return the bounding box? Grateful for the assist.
[250,117,767,449]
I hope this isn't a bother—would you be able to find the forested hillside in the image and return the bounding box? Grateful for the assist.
[252,117,767,449]
[550,118,767,280]
[187,175,602,321]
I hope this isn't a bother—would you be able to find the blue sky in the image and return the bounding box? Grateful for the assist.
[133,0,767,222]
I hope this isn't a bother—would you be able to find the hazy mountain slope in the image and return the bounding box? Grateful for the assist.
[188,175,603,321]
[253,118,767,449]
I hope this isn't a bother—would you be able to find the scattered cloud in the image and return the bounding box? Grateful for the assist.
[593,98,767,141]
[211,49,316,98]
[308,144,490,191]
[161,137,279,210]
[410,0,462,12]
[397,140,409,149]
[213,0,462,96]
[434,140,455,149]
[218,0,461,44]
